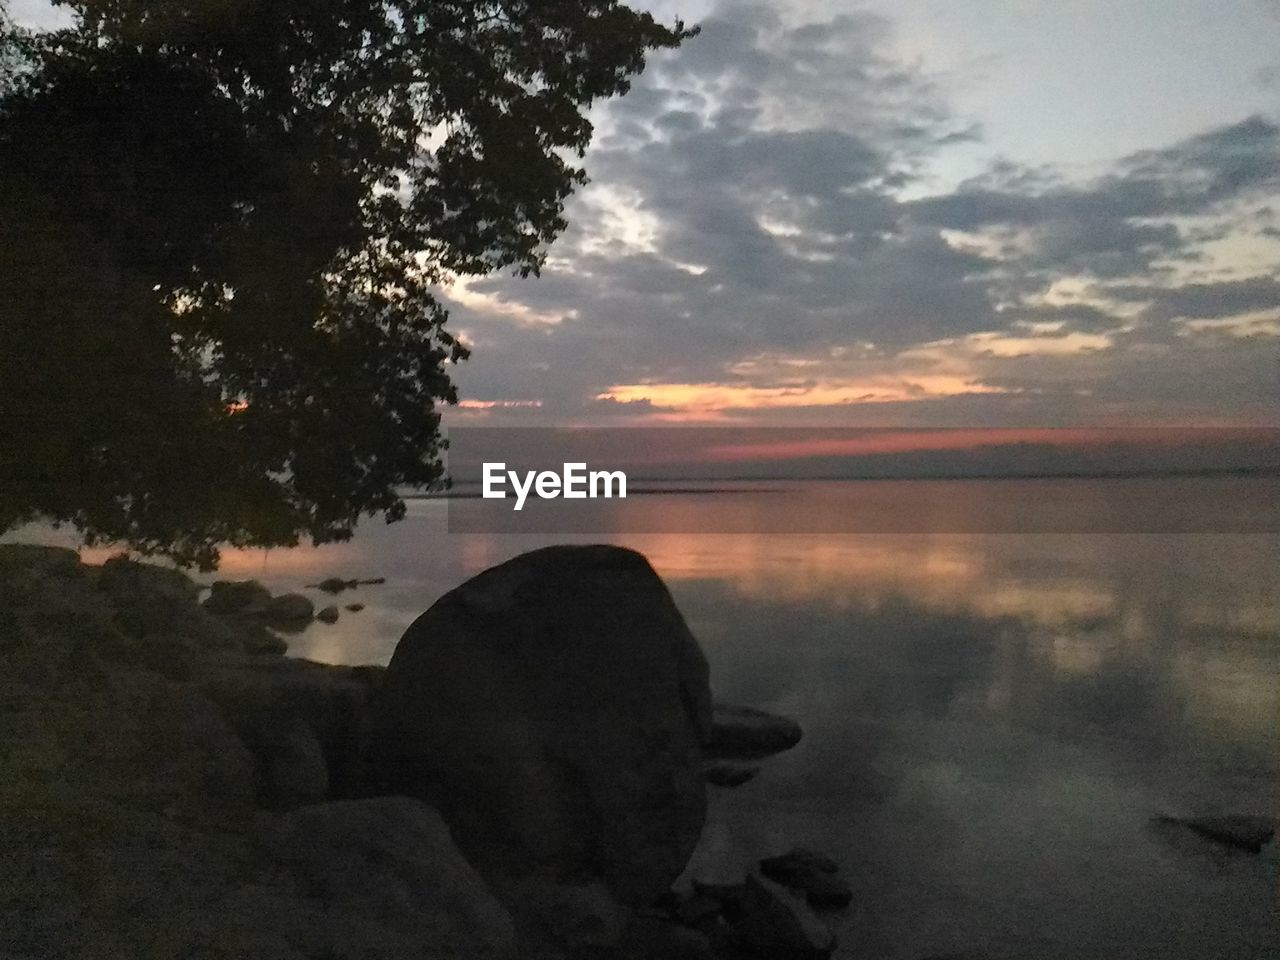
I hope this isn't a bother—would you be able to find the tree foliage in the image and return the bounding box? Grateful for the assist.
[0,0,692,567]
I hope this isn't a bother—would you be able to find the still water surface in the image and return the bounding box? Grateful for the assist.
[25,479,1280,958]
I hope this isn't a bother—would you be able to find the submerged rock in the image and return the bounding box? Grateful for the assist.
[1160,814,1277,853]
[706,703,803,759]
[760,849,839,882]
[704,762,760,788]
[367,544,712,905]
[310,576,386,594]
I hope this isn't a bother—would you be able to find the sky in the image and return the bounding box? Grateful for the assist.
[12,0,1280,429]
[442,0,1280,428]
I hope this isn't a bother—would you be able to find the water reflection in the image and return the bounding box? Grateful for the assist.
[7,484,1278,957]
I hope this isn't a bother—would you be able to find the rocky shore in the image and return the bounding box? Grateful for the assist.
[0,543,838,960]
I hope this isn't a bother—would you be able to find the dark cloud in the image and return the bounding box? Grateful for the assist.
[1110,276,1280,319]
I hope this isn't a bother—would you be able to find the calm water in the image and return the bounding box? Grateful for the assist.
[16,479,1280,958]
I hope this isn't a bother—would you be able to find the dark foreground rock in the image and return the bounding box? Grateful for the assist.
[736,876,836,959]
[367,544,713,906]
[1,544,497,960]
[267,797,517,959]
[706,703,803,759]
[760,849,852,909]
[203,578,273,614]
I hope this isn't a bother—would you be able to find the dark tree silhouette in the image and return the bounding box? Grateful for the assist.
[0,1,692,568]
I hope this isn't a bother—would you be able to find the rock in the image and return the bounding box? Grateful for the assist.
[496,878,629,953]
[760,849,839,882]
[203,580,272,615]
[621,916,716,959]
[736,876,835,959]
[262,593,314,625]
[193,655,373,799]
[310,576,387,593]
[692,880,747,917]
[0,546,466,959]
[759,849,851,908]
[1174,815,1276,853]
[241,629,289,656]
[0,542,82,576]
[367,544,712,906]
[706,703,802,759]
[256,716,329,808]
[316,605,340,624]
[672,891,724,926]
[345,602,365,612]
[3,646,258,820]
[267,797,518,960]
[794,872,853,909]
[705,762,759,787]
[313,576,354,593]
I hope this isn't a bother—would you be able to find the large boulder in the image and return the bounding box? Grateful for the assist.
[367,544,712,905]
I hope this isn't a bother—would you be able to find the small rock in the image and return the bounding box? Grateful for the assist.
[262,593,315,625]
[310,576,384,593]
[345,603,365,612]
[704,763,759,788]
[761,849,851,909]
[1169,815,1276,853]
[706,703,802,759]
[316,605,340,624]
[312,577,354,594]
[736,875,835,959]
[760,849,839,883]
[795,873,852,910]
[203,579,273,615]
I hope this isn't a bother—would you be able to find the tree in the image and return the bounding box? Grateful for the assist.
[0,0,693,568]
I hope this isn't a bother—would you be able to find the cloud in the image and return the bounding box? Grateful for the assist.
[441,3,1280,426]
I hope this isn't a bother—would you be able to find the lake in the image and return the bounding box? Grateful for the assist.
[16,478,1280,958]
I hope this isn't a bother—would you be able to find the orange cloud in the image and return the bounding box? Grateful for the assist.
[596,375,1008,416]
